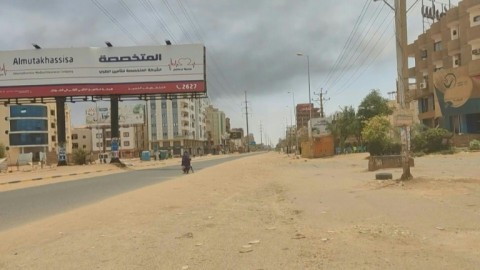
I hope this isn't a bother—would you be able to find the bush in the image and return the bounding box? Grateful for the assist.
[0,143,5,158]
[411,128,451,153]
[72,149,88,165]
[469,139,480,151]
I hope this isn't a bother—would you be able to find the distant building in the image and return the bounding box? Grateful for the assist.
[148,98,209,156]
[83,103,148,160]
[205,105,227,154]
[71,126,92,152]
[296,103,320,130]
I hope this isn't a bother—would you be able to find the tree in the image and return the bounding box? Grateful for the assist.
[328,106,359,151]
[72,149,88,165]
[357,89,393,122]
[362,115,399,156]
[0,143,5,158]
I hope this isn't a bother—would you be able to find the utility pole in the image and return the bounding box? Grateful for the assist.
[244,91,250,153]
[259,121,263,146]
[375,0,412,180]
[314,88,329,118]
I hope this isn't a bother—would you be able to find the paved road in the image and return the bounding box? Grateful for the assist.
[0,154,253,231]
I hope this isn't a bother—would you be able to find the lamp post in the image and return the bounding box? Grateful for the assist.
[296,53,311,105]
[288,91,299,156]
[297,52,313,158]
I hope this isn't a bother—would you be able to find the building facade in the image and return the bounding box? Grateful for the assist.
[205,105,227,154]
[148,98,209,156]
[0,103,72,165]
[83,103,148,160]
[408,0,480,136]
[296,103,320,130]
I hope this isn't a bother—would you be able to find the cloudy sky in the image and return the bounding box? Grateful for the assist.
[0,0,458,145]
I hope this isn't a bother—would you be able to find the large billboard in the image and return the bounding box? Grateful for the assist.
[85,103,145,125]
[0,44,205,99]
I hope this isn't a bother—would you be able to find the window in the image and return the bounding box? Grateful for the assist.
[72,143,79,149]
[124,141,130,147]
[83,145,87,149]
[96,133,102,139]
[51,123,56,129]
[474,15,480,22]
[83,135,86,139]
[10,119,48,131]
[434,41,443,52]
[72,134,78,140]
[9,133,48,146]
[50,110,55,116]
[51,135,56,141]
[10,106,47,117]
[123,132,129,137]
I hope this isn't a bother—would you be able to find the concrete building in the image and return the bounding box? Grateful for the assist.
[71,126,92,152]
[148,98,209,157]
[205,105,226,154]
[408,0,480,143]
[83,103,148,160]
[295,103,320,130]
[0,103,72,165]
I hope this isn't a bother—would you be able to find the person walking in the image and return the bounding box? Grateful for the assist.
[181,151,191,174]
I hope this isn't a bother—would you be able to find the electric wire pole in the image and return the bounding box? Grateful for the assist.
[314,88,329,118]
[375,0,412,180]
[244,91,250,153]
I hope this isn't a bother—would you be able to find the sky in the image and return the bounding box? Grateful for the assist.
[0,0,459,145]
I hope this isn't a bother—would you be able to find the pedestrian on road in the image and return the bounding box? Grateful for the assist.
[181,151,191,174]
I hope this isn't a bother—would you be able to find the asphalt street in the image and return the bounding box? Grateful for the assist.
[0,154,250,231]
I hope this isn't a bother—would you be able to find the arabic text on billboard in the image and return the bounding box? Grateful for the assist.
[0,44,206,99]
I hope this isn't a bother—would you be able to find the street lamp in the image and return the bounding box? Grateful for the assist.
[288,91,299,156]
[297,52,313,158]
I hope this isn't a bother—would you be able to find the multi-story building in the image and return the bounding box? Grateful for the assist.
[71,126,92,152]
[0,103,72,165]
[296,103,320,130]
[205,105,227,154]
[148,98,209,157]
[408,0,480,139]
[83,103,148,160]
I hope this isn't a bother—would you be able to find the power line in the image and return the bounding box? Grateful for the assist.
[90,0,140,45]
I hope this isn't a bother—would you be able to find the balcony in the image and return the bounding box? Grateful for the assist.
[463,0,480,10]
[407,44,416,57]
[467,25,480,42]
[447,39,460,53]
[410,88,430,100]
[468,58,480,76]
[432,50,444,62]
[418,110,435,120]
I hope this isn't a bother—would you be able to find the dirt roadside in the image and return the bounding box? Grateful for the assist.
[0,151,479,269]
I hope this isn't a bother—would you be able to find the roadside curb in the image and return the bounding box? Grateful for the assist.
[0,168,116,186]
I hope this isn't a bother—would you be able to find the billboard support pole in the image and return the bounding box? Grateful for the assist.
[110,95,121,164]
[56,97,67,166]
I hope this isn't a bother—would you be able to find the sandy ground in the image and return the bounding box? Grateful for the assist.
[0,151,479,269]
